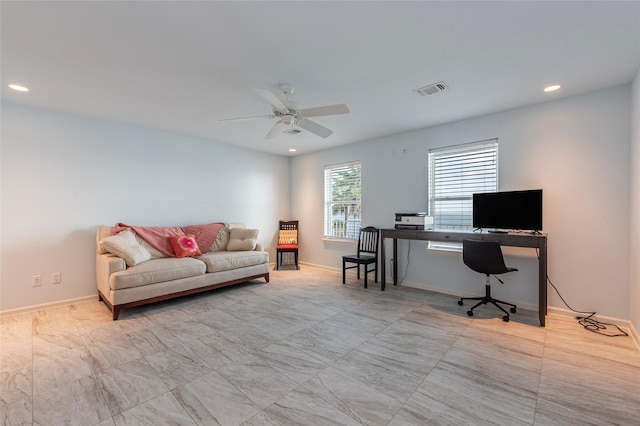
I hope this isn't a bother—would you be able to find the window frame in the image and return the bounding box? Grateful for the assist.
[323,161,362,241]
[427,139,499,251]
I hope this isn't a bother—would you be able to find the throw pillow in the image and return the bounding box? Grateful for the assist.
[100,229,152,266]
[226,228,259,251]
[210,222,245,252]
[278,229,298,245]
[169,235,202,258]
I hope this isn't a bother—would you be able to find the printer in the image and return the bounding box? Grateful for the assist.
[394,213,434,230]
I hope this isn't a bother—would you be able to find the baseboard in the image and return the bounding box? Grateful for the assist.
[546,305,634,330]
[296,261,340,272]
[630,321,640,350]
[0,294,98,318]
[397,278,540,312]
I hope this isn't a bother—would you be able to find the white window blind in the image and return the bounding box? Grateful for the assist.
[324,162,361,240]
[428,139,498,249]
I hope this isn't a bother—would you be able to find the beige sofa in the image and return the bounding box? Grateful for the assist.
[96,223,269,320]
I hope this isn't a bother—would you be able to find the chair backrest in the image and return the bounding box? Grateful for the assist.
[278,220,299,245]
[279,220,298,231]
[462,239,510,275]
[357,227,379,256]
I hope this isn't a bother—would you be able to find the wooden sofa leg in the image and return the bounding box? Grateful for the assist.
[265,273,270,283]
[112,307,121,321]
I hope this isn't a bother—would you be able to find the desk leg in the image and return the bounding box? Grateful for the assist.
[381,239,386,291]
[539,240,547,327]
[393,238,398,286]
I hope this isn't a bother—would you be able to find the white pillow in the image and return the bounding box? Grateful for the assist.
[100,229,151,266]
[210,222,246,252]
[226,228,259,251]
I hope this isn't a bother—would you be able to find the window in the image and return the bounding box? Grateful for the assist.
[427,139,498,249]
[324,161,361,240]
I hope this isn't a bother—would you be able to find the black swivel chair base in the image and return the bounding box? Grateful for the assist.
[458,279,517,322]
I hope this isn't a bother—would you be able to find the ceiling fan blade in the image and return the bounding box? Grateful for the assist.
[296,118,333,138]
[265,120,287,139]
[255,89,288,114]
[299,104,350,118]
[219,114,274,122]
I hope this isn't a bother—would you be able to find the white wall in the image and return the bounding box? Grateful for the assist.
[292,85,632,319]
[0,102,290,312]
[631,68,640,334]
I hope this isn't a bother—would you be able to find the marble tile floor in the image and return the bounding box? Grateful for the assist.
[1,265,639,426]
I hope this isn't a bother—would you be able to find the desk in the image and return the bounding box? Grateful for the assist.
[380,229,548,326]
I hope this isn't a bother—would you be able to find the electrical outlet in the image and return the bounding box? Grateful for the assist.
[32,275,42,287]
[52,272,62,284]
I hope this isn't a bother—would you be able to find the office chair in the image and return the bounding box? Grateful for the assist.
[276,220,299,270]
[342,227,379,288]
[458,239,518,322]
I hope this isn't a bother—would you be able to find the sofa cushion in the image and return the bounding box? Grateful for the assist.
[169,235,202,258]
[197,251,268,273]
[227,228,259,251]
[110,257,206,290]
[100,230,151,266]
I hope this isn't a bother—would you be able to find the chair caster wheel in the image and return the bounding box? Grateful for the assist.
[503,315,510,322]
[510,307,516,313]
[467,310,473,317]
[458,300,463,306]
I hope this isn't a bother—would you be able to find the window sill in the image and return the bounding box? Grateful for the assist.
[427,242,462,253]
[323,237,357,246]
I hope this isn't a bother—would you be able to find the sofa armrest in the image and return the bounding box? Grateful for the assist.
[96,253,126,298]
[254,242,264,252]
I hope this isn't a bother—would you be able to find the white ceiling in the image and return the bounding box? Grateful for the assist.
[2,1,639,156]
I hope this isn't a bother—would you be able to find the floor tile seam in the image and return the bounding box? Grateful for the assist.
[285,364,404,426]
[531,325,553,425]
[539,345,640,377]
[100,358,173,419]
[419,366,539,425]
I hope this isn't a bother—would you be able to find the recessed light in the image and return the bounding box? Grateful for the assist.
[8,84,29,92]
[289,148,297,152]
[544,84,561,92]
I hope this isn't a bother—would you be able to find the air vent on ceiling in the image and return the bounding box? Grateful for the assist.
[284,128,301,135]
[414,81,449,96]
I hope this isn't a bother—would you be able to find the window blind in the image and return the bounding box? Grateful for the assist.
[324,162,361,240]
[428,140,498,248]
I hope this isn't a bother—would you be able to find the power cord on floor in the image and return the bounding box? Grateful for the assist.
[391,240,412,284]
[538,249,628,337]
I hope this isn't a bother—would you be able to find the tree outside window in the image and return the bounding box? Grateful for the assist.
[324,162,361,239]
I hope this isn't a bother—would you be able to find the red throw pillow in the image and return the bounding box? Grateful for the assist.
[169,235,202,258]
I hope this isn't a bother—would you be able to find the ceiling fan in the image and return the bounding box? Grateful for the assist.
[221,84,350,139]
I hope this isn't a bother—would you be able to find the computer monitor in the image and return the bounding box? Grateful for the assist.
[472,189,543,231]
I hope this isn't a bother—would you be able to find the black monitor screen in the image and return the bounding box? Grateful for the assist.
[472,189,543,231]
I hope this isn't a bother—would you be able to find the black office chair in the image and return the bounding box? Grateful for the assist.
[458,239,518,322]
[342,227,379,288]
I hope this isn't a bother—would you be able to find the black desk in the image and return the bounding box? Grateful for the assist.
[380,229,548,326]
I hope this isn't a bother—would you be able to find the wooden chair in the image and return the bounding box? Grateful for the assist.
[276,220,299,270]
[342,227,379,288]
